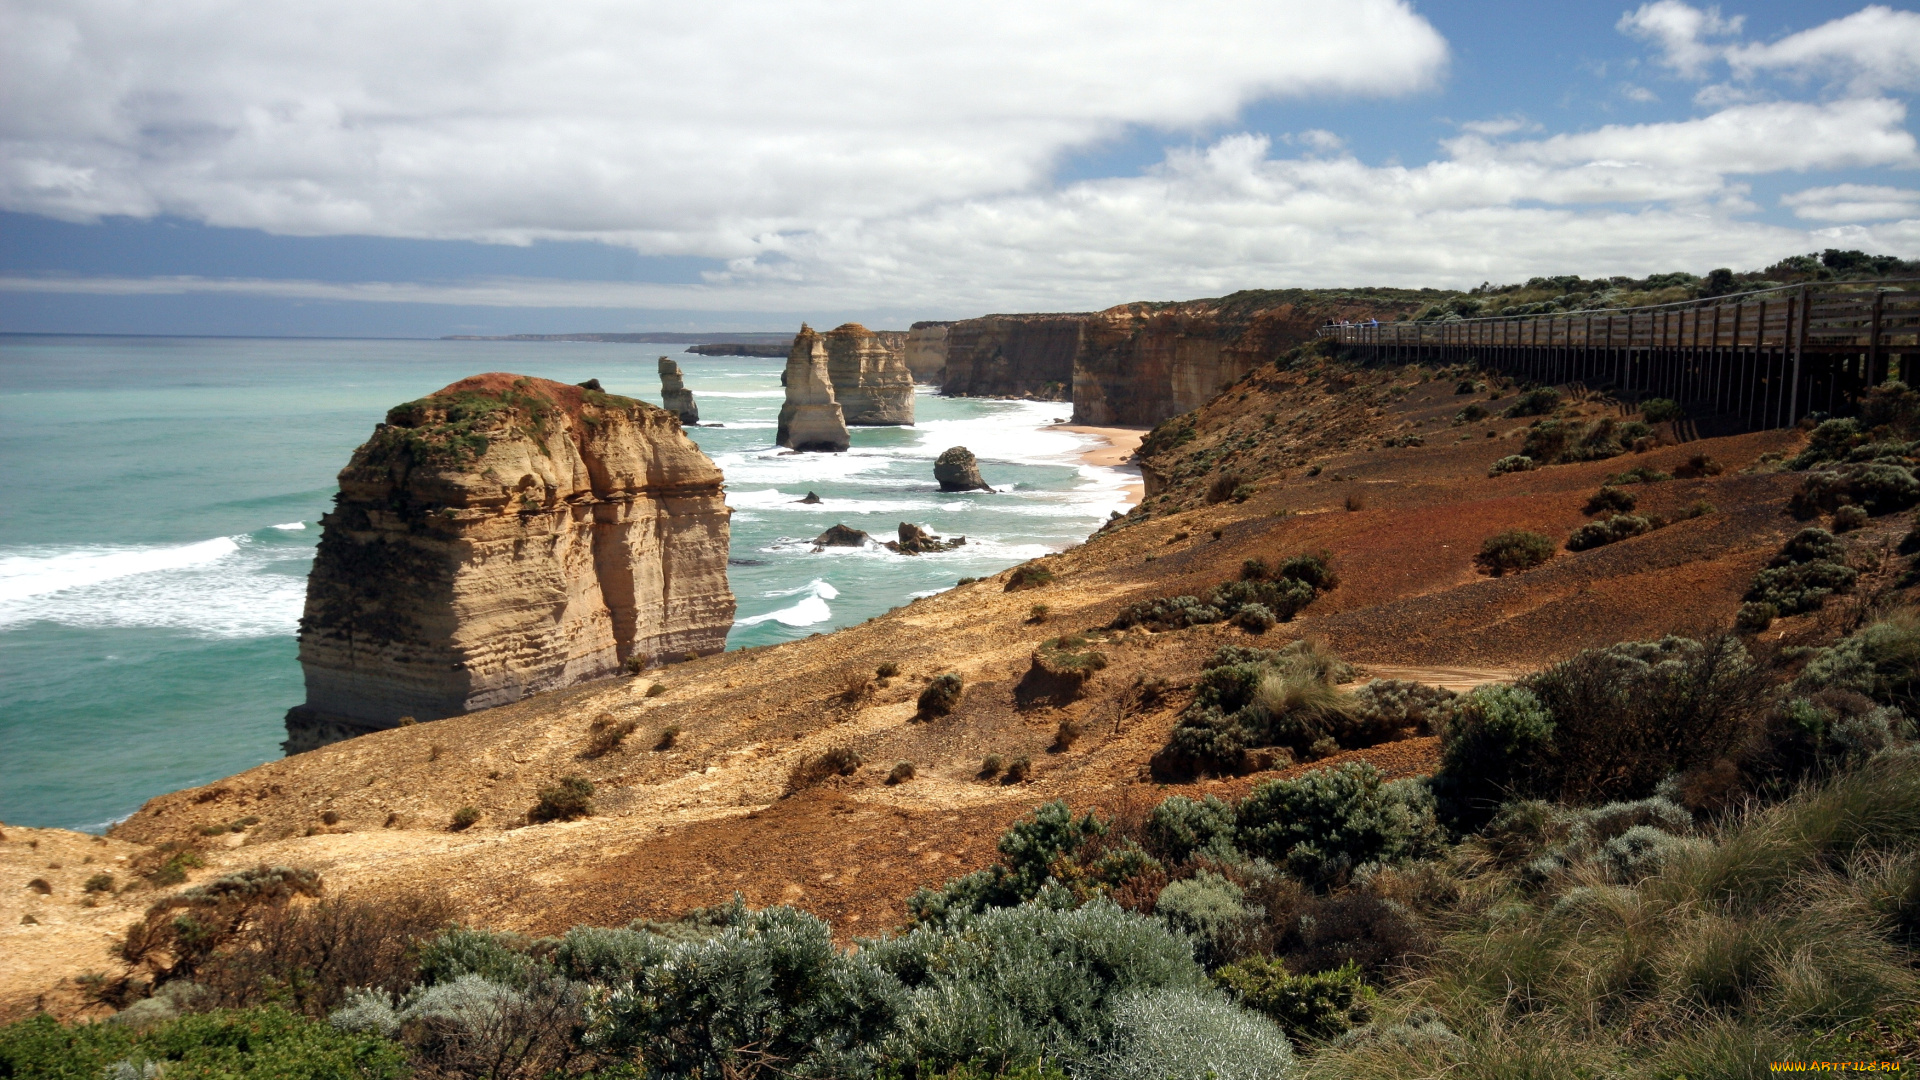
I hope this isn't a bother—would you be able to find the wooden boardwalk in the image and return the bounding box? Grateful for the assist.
[1321,280,1920,430]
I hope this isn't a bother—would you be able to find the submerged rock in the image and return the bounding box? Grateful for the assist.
[797,491,822,504]
[823,322,914,425]
[776,325,851,452]
[886,522,966,555]
[934,446,994,492]
[658,356,698,424]
[814,524,871,548]
[286,373,734,753]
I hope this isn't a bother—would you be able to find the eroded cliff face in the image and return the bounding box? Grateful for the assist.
[659,356,699,424]
[1072,292,1430,426]
[777,326,852,451]
[904,321,952,383]
[822,323,914,425]
[940,314,1091,399]
[287,374,733,752]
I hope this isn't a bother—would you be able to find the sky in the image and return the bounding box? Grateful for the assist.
[1,0,1918,336]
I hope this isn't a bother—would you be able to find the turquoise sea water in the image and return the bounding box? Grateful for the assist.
[0,336,1134,830]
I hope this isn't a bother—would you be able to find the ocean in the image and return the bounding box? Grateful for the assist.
[0,336,1134,831]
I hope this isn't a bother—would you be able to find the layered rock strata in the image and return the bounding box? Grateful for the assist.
[904,321,953,383]
[286,373,734,752]
[934,446,993,492]
[659,356,699,424]
[941,313,1091,399]
[776,325,852,451]
[820,323,914,425]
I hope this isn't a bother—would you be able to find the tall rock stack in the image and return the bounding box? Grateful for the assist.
[821,322,915,425]
[658,356,699,424]
[776,325,852,451]
[286,373,734,752]
[904,321,952,384]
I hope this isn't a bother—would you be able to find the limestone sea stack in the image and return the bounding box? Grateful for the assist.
[286,374,734,752]
[776,325,851,452]
[659,356,699,424]
[822,322,914,425]
[934,446,994,492]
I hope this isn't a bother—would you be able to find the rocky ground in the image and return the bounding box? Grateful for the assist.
[5,354,1889,1023]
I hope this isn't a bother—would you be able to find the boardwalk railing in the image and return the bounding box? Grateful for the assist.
[1320,280,1920,430]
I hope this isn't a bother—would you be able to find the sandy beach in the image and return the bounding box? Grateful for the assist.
[1048,423,1148,503]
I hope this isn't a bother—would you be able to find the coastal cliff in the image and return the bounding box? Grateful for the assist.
[777,325,852,451]
[822,323,914,425]
[904,321,952,383]
[1072,291,1435,426]
[940,313,1090,399]
[285,373,733,752]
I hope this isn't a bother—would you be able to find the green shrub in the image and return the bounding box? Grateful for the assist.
[415,926,541,988]
[1454,403,1489,424]
[888,761,917,784]
[1110,595,1224,630]
[907,801,1107,924]
[1735,601,1777,633]
[1236,763,1441,885]
[1565,513,1652,551]
[1584,486,1637,515]
[1090,987,1296,1080]
[1433,684,1555,829]
[980,753,1006,779]
[584,714,638,757]
[1792,461,1920,518]
[1747,527,1856,616]
[528,776,593,823]
[789,745,864,794]
[1833,503,1870,532]
[1488,454,1535,476]
[655,724,681,750]
[1006,564,1055,591]
[1006,754,1034,782]
[877,661,901,679]
[1145,795,1240,864]
[1789,417,1870,469]
[1154,871,1256,968]
[1234,603,1277,632]
[84,872,114,894]
[0,1006,409,1080]
[448,806,479,832]
[1502,387,1561,418]
[1521,418,1626,465]
[1345,679,1456,739]
[1216,955,1375,1043]
[1794,611,1920,713]
[1474,530,1554,575]
[917,673,964,719]
[1207,472,1247,505]
[1605,464,1672,485]
[1641,398,1683,423]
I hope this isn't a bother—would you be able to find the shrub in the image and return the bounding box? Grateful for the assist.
[980,754,1006,779]
[584,714,638,757]
[1454,403,1489,424]
[1089,987,1296,1080]
[1605,465,1672,485]
[1005,755,1034,783]
[1833,503,1870,532]
[1006,564,1055,591]
[1674,453,1722,478]
[1502,387,1561,418]
[1053,719,1083,751]
[1432,684,1555,829]
[449,806,479,832]
[1566,514,1651,551]
[655,724,681,750]
[1585,486,1637,514]
[1275,889,1431,978]
[1793,462,1920,518]
[1207,472,1247,505]
[1233,484,1257,503]
[1344,492,1366,512]
[1345,679,1456,739]
[1234,603,1277,632]
[1110,595,1224,631]
[1236,763,1441,885]
[1027,603,1050,624]
[1021,637,1109,706]
[1794,611,1920,713]
[877,661,901,679]
[1488,454,1535,476]
[1475,530,1554,575]
[1747,527,1857,616]
[917,673,964,719]
[1521,418,1628,465]
[645,682,667,698]
[0,1007,409,1080]
[1641,398,1683,423]
[528,776,594,823]
[1145,795,1240,864]
[335,972,590,1080]
[1155,871,1256,967]
[789,746,864,794]
[1735,601,1777,633]
[888,761,917,785]
[1216,955,1374,1043]
[84,872,114,894]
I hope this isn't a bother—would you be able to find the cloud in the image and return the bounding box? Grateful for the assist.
[1618,1,1744,78]
[1728,5,1920,94]
[1782,183,1920,222]
[0,0,1447,252]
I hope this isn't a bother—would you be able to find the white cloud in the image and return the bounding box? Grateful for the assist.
[1459,116,1538,137]
[1621,84,1661,103]
[0,0,1447,252]
[1728,5,1920,94]
[1618,1,1744,78]
[1782,184,1920,222]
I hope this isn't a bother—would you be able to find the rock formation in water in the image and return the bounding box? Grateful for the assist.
[821,323,914,426]
[659,356,699,424]
[941,314,1091,399]
[934,446,994,492]
[813,524,871,548]
[904,321,952,383]
[776,325,852,452]
[886,522,965,554]
[285,373,734,752]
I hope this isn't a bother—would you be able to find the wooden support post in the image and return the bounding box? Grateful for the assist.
[1870,288,1886,387]
[1786,287,1804,426]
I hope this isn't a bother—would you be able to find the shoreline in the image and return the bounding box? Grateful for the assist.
[1047,422,1148,504]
